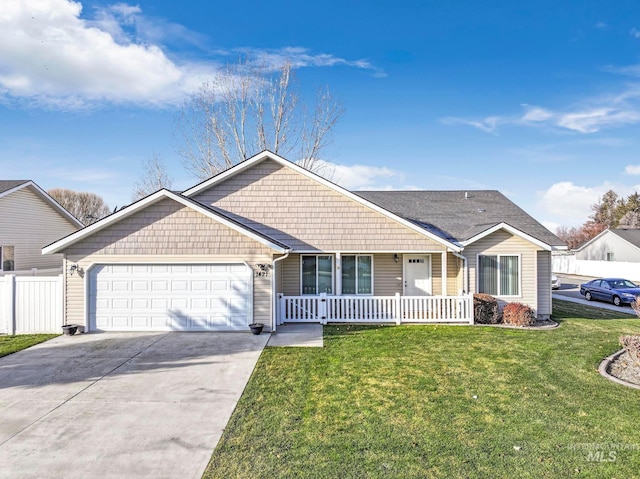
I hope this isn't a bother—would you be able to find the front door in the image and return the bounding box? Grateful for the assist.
[404,255,432,296]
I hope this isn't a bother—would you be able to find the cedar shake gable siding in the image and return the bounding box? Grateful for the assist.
[62,198,275,257]
[192,159,447,252]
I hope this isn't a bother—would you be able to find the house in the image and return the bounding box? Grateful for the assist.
[0,180,83,275]
[42,151,566,332]
[575,228,640,262]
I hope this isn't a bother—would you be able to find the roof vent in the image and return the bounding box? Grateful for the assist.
[465,191,469,199]
[477,208,486,213]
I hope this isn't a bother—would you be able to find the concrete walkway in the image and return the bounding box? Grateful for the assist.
[0,332,268,479]
[267,324,323,347]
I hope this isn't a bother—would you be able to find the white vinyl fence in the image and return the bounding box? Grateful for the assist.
[0,275,63,335]
[552,255,640,282]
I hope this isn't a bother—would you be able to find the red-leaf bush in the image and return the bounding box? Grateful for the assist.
[502,302,536,327]
[473,293,500,324]
[620,335,640,366]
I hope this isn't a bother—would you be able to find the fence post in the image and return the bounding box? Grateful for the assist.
[319,293,327,325]
[395,293,401,325]
[5,275,16,335]
[277,293,284,325]
[467,294,474,325]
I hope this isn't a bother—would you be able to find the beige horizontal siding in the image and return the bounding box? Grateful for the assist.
[0,186,79,271]
[193,159,447,252]
[465,230,540,314]
[277,252,463,296]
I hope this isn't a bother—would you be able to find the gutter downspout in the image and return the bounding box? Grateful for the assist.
[451,251,468,294]
[271,251,290,332]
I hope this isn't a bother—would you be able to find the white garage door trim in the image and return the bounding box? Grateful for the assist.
[86,263,254,332]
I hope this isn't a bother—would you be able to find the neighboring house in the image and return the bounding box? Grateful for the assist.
[575,228,640,262]
[43,151,566,333]
[0,180,83,275]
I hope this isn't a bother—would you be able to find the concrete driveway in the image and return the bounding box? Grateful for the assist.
[0,332,268,479]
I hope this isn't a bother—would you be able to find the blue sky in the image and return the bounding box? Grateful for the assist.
[3,1,640,230]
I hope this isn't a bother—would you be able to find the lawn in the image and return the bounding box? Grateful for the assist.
[0,334,58,358]
[205,300,640,478]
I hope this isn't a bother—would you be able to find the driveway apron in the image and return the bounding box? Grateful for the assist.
[0,332,268,479]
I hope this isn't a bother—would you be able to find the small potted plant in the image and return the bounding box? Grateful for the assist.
[249,322,264,335]
[61,324,78,336]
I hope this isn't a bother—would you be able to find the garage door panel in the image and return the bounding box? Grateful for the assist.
[89,264,253,331]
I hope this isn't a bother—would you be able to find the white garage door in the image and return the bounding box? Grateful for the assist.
[89,264,253,331]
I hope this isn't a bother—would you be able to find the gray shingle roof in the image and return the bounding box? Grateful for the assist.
[355,190,565,247]
[610,229,640,249]
[0,180,29,194]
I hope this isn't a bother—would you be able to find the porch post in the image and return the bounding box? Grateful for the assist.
[441,252,447,296]
[335,252,341,295]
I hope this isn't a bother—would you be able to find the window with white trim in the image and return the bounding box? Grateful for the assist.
[341,255,373,295]
[301,255,333,294]
[478,254,519,296]
[0,246,14,272]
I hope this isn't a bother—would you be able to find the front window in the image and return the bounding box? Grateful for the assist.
[342,255,372,295]
[478,254,519,296]
[301,255,333,294]
[1,246,14,272]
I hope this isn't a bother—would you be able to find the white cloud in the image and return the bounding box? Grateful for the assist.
[521,104,554,122]
[0,0,382,109]
[631,28,640,38]
[625,165,640,175]
[304,160,406,190]
[440,116,502,133]
[0,0,217,108]
[232,47,386,78]
[445,94,640,135]
[536,180,640,226]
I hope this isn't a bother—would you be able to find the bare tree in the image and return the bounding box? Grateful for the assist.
[132,152,174,201]
[48,188,111,225]
[176,61,343,180]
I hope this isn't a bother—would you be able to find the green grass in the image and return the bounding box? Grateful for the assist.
[0,334,58,358]
[204,300,640,478]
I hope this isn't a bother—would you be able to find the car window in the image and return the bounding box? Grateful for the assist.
[602,281,611,289]
[591,280,601,287]
[620,280,637,288]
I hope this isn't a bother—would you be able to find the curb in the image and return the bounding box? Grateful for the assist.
[475,319,559,330]
[598,349,640,390]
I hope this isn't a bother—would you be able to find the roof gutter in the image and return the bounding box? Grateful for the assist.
[271,251,290,332]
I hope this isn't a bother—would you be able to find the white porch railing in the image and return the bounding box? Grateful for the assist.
[278,293,473,325]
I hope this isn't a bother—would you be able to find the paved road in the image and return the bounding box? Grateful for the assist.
[553,273,637,315]
[0,332,268,479]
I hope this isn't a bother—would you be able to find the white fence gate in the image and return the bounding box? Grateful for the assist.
[0,275,63,335]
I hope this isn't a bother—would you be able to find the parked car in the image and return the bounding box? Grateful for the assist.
[579,278,640,306]
[551,275,560,290]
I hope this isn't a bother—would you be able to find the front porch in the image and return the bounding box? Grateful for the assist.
[277,293,473,325]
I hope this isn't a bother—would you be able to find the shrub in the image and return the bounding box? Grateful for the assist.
[502,302,536,327]
[620,335,640,366]
[631,297,640,318]
[473,293,500,324]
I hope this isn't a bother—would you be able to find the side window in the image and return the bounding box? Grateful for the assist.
[1,246,14,272]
